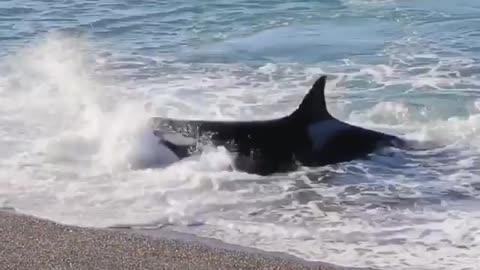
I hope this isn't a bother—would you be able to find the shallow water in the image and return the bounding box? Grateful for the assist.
[1,1,480,269]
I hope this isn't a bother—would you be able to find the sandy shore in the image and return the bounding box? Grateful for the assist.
[0,211,366,270]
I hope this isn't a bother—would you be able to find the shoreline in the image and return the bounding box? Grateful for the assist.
[0,210,369,270]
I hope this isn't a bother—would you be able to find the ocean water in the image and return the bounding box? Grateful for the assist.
[1,1,480,269]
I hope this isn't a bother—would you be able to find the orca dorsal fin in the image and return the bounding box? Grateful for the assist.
[289,75,332,123]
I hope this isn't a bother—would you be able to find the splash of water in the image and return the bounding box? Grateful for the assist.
[2,33,480,270]
[0,33,238,227]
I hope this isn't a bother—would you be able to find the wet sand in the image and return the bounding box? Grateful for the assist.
[0,211,367,270]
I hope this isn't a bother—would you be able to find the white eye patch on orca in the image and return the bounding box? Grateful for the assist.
[307,119,351,150]
[154,130,197,146]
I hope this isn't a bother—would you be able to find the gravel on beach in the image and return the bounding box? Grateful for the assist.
[0,211,361,270]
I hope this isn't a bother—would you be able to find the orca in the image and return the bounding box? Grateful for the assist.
[150,75,404,175]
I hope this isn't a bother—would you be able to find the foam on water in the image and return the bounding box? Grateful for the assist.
[147,36,480,269]
[0,33,242,227]
[2,32,480,270]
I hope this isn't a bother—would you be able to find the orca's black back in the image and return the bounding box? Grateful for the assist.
[156,117,310,174]
[150,76,402,175]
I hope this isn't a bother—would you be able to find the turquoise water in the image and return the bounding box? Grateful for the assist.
[1,1,480,269]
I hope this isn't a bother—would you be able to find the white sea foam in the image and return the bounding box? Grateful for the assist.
[1,33,480,270]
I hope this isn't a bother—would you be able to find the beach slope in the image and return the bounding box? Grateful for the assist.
[0,211,364,270]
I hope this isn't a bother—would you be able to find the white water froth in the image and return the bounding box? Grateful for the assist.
[0,34,239,227]
[1,34,480,270]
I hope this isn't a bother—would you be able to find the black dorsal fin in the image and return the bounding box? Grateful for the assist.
[288,75,332,123]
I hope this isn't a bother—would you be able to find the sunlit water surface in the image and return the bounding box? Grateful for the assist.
[1,1,480,269]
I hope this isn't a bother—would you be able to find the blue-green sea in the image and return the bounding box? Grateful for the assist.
[1,1,480,269]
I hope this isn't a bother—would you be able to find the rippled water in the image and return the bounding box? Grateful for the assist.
[1,1,480,269]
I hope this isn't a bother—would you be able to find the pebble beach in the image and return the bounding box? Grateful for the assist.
[0,211,359,270]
